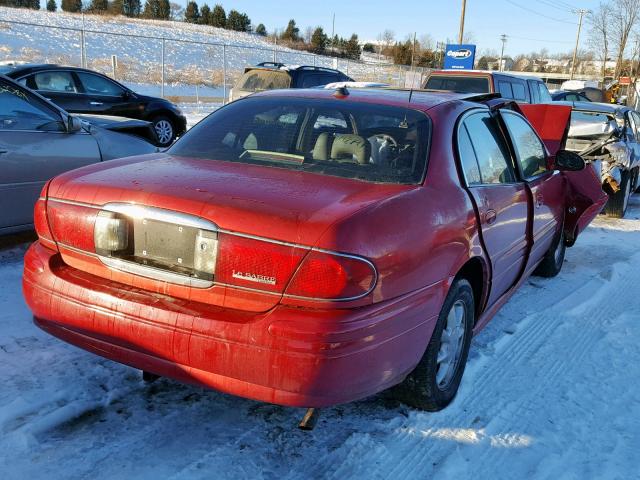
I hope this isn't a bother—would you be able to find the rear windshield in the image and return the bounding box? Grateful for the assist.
[425,75,490,93]
[235,69,291,92]
[170,96,431,184]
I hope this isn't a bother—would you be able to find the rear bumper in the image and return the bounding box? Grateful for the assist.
[23,242,442,407]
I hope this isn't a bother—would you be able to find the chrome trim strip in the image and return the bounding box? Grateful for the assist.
[48,198,103,210]
[100,257,214,288]
[101,203,218,231]
[50,200,378,299]
[58,242,97,257]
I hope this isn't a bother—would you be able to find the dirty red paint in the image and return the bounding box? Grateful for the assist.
[22,89,607,407]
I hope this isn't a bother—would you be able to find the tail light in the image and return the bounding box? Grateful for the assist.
[215,234,377,300]
[285,250,377,300]
[215,232,307,293]
[34,183,57,251]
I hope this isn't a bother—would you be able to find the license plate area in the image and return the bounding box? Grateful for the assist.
[94,204,218,288]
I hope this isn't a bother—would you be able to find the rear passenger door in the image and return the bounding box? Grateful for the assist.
[500,110,564,270]
[22,70,86,112]
[457,110,529,305]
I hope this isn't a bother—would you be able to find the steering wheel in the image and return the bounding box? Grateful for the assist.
[368,133,398,147]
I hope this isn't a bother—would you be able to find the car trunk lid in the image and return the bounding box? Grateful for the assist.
[46,153,408,311]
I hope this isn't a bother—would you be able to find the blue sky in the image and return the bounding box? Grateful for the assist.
[169,0,603,55]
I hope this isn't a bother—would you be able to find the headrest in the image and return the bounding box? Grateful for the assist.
[330,134,371,165]
[312,132,332,160]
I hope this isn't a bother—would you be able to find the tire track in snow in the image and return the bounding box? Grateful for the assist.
[294,256,640,480]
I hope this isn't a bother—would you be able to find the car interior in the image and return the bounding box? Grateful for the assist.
[174,99,430,184]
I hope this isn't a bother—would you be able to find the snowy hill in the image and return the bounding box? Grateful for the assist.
[0,7,410,92]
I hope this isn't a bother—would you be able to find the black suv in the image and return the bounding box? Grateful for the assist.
[1,64,187,146]
[229,62,353,102]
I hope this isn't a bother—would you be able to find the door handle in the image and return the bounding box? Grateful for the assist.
[485,209,497,225]
[90,101,104,106]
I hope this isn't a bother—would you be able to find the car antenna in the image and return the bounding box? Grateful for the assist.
[399,88,414,129]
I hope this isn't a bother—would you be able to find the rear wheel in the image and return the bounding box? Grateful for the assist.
[393,279,474,411]
[604,170,631,218]
[152,115,176,147]
[533,228,566,278]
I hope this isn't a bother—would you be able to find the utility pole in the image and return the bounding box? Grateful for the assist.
[458,0,467,45]
[499,34,507,72]
[570,9,590,80]
[331,12,335,56]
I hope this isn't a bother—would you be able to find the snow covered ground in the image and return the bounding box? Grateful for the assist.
[1,196,639,479]
[0,7,413,90]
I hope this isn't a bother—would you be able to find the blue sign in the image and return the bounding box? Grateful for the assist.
[444,44,476,70]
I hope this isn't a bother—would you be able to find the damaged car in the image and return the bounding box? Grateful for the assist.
[23,88,607,417]
[564,102,640,217]
[0,75,158,235]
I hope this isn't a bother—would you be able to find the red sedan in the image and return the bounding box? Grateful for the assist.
[23,88,607,411]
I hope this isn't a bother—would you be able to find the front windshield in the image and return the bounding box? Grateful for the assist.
[170,96,431,184]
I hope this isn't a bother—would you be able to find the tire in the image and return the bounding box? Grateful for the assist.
[633,168,640,194]
[533,227,566,278]
[151,115,176,147]
[604,170,631,218]
[393,278,474,411]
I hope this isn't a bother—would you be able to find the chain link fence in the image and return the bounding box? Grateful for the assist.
[0,17,429,107]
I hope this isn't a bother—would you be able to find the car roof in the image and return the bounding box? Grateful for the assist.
[250,87,495,111]
[1,64,99,77]
[244,63,346,75]
[429,69,544,81]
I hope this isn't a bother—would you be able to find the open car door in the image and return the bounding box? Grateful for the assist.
[519,103,608,245]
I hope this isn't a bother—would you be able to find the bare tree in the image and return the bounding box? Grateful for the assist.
[611,0,640,78]
[377,29,395,56]
[588,2,612,81]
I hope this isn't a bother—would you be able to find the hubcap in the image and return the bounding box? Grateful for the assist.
[154,120,174,145]
[436,300,467,389]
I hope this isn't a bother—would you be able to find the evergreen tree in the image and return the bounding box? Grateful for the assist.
[61,0,82,12]
[184,0,199,23]
[157,0,169,19]
[281,19,299,42]
[89,0,108,12]
[210,4,225,27]
[46,0,57,10]
[122,0,141,16]
[29,0,40,9]
[310,27,327,54]
[142,0,158,17]
[345,34,361,60]
[199,3,210,24]
[255,23,267,36]
[226,9,249,31]
[109,0,123,14]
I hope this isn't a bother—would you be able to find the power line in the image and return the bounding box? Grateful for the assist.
[507,34,574,44]
[504,0,578,24]
[535,0,573,13]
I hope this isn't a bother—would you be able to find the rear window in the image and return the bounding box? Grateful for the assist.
[425,75,490,93]
[170,96,431,184]
[236,69,291,92]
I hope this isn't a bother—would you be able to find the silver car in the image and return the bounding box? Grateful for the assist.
[0,75,158,234]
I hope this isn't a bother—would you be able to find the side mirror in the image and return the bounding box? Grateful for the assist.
[554,150,585,171]
[121,90,132,100]
[66,115,83,133]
